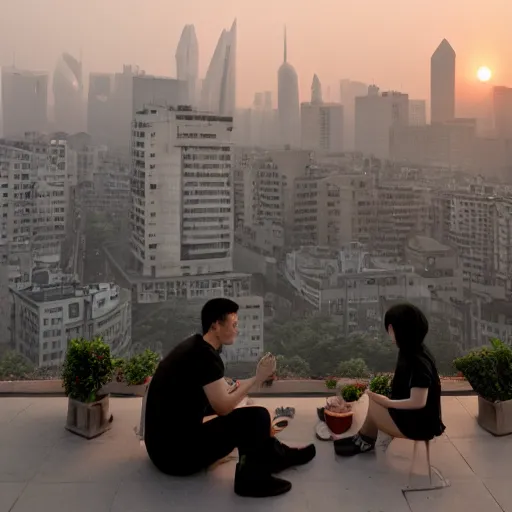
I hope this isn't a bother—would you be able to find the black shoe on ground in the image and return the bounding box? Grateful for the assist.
[271,442,317,473]
[334,434,376,457]
[234,463,292,498]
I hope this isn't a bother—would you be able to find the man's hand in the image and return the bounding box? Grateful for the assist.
[256,353,276,384]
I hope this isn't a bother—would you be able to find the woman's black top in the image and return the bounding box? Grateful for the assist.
[388,347,446,441]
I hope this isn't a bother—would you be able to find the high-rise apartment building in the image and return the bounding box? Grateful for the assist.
[355,86,409,159]
[1,67,48,137]
[278,29,300,148]
[130,105,234,278]
[301,75,343,153]
[431,39,456,124]
[493,86,512,139]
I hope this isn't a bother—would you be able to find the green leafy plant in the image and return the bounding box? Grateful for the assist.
[276,355,311,379]
[111,358,125,383]
[62,337,113,403]
[325,377,337,389]
[0,351,34,381]
[123,349,160,386]
[369,374,393,397]
[454,338,512,403]
[340,382,367,402]
[337,358,371,379]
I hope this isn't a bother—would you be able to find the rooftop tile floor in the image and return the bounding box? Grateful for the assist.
[1,395,511,512]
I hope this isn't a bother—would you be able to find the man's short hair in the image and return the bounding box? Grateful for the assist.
[201,298,239,334]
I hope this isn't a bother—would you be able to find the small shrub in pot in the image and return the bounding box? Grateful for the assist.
[369,374,393,397]
[61,337,114,439]
[123,349,160,386]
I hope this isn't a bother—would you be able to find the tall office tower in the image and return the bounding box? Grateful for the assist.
[409,99,427,126]
[130,105,234,278]
[278,28,300,148]
[175,24,199,107]
[339,79,368,151]
[493,86,512,139]
[1,67,48,137]
[132,75,188,115]
[87,73,113,145]
[110,65,144,152]
[201,19,237,116]
[311,74,323,104]
[53,53,84,134]
[431,39,456,124]
[355,85,409,159]
[301,75,343,153]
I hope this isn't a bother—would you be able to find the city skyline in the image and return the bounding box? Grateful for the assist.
[0,0,510,109]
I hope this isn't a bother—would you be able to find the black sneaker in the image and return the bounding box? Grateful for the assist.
[334,434,376,457]
[234,463,292,498]
[271,441,317,473]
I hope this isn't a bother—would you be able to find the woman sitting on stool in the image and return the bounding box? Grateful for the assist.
[335,303,445,456]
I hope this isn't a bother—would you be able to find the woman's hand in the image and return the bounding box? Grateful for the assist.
[366,390,391,408]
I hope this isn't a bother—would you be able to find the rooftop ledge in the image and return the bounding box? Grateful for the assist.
[1,395,511,511]
[0,377,473,397]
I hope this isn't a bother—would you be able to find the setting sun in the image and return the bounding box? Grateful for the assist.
[477,66,492,82]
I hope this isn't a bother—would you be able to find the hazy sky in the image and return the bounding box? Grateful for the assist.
[1,0,511,107]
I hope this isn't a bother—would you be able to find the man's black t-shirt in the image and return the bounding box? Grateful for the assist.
[388,347,446,441]
[144,334,224,461]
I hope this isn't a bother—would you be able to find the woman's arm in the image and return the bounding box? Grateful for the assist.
[368,388,428,410]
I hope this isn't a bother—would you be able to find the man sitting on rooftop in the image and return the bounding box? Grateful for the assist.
[143,297,316,498]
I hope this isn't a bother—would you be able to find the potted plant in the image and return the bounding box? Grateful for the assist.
[325,377,338,390]
[369,374,393,397]
[123,349,160,395]
[454,338,512,436]
[339,382,367,403]
[62,337,114,439]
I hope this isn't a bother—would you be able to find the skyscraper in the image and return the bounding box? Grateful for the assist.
[53,53,84,134]
[431,39,456,124]
[87,73,113,145]
[175,24,199,106]
[493,86,512,139]
[1,67,48,137]
[311,74,323,105]
[339,79,368,151]
[201,20,237,116]
[355,86,409,159]
[278,28,300,148]
[301,75,343,153]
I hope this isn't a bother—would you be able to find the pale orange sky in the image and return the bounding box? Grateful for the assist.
[0,0,511,107]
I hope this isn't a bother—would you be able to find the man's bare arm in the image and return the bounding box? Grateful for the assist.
[204,377,259,416]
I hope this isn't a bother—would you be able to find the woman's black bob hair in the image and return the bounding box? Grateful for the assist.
[384,303,429,354]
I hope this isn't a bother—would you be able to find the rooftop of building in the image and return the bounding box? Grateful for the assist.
[407,235,452,254]
[1,394,510,512]
[13,282,120,304]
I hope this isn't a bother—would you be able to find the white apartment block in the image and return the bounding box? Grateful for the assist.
[301,102,344,154]
[130,105,234,278]
[11,282,132,367]
[355,86,409,159]
[0,138,69,274]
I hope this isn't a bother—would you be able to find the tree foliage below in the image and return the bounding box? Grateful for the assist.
[265,315,461,378]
